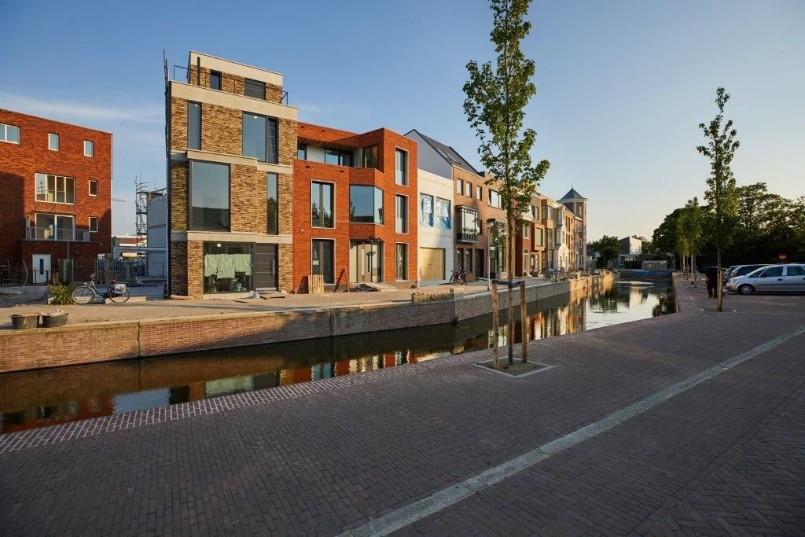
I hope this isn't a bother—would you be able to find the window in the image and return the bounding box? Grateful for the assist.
[311,181,334,228]
[210,70,222,90]
[435,197,451,229]
[535,228,544,247]
[787,266,805,276]
[489,190,502,209]
[267,172,278,235]
[420,194,434,227]
[35,173,75,204]
[465,182,472,197]
[456,179,463,195]
[760,267,784,278]
[532,205,539,220]
[89,180,98,196]
[48,133,59,151]
[297,144,307,160]
[188,102,201,150]
[84,140,94,157]
[457,206,479,242]
[244,78,265,99]
[362,145,379,169]
[190,161,230,231]
[325,149,353,166]
[523,222,530,238]
[34,214,74,240]
[0,123,20,143]
[395,195,408,233]
[396,244,408,280]
[350,185,384,224]
[311,240,334,284]
[545,207,553,220]
[395,149,408,185]
[477,185,483,200]
[242,113,278,163]
[89,216,98,233]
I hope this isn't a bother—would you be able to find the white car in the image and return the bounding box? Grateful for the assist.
[725,263,805,295]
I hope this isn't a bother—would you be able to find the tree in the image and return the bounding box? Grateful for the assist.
[464,0,550,365]
[589,235,620,268]
[697,87,740,312]
[675,197,703,277]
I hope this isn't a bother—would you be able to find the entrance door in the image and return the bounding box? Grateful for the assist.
[350,241,382,283]
[33,254,51,284]
[253,244,278,290]
[419,247,445,281]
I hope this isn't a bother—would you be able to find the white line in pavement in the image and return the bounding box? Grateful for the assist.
[339,326,805,537]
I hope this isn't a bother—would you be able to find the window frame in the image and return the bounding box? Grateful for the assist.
[35,173,75,204]
[242,112,278,163]
[396,243,409,281]
[187,101,202,150]
[395,194,408,234]
[297,143,307,160]
[84,140,94,157]
[0,123,21,144]
[311,239,335,284]
[89,216,98,233]
[244,78,266,99]
[189,160,231,231]
[395,148,408,186]
[362,145,379,169]
[210,70,222,90]
[267,172,279,235]
[48,133,59,151]
[89,180,98,197]
[420,194,434,227]
[349,185,384,224]
[311,181,335,229]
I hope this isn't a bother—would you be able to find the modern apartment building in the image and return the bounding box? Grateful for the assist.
[165,52,297,297]
[0,109,112,283]
[405,130,507,281]
[294,123,418,291]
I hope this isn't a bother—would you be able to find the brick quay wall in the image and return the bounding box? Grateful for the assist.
[0,274,613,373]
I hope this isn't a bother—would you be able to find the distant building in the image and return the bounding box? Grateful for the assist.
[619,236,643,266]
[0,109,112,283]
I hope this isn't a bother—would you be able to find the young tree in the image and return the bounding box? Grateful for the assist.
[697,87,739,312]
[676,198,703,279]
[464,0,550,365]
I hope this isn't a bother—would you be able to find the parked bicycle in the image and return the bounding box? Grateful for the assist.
[72,273,131,304]
[449,269,467,285]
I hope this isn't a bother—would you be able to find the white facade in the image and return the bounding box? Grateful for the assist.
[416,168,454,283]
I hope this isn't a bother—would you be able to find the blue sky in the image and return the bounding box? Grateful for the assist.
[3,0,803,241]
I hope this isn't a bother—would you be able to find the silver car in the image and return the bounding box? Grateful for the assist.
[725,263,805,295]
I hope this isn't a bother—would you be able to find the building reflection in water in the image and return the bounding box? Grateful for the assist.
[0,279,673,433]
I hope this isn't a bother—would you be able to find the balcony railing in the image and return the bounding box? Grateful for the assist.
[457,231,478,243]
[26,227,91,242]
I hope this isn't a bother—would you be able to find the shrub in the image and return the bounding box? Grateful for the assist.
[48,283,76,305]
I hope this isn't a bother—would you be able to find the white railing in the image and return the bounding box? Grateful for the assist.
[26,227,91,242]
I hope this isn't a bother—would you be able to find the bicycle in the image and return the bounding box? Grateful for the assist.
[72,273,131,304]
[449,269,467,285]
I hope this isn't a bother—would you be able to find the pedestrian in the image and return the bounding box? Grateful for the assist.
[705,265,718,298]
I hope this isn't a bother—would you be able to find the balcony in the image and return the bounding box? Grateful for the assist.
[26,227,91,242]
[457,230,478,243]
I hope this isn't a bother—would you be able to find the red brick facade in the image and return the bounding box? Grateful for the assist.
[0,109,112,282]
[293,123,418,291]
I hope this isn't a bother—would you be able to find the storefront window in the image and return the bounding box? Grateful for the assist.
[203,242,252,293]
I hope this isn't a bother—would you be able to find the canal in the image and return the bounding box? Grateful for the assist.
[0,280,673,433]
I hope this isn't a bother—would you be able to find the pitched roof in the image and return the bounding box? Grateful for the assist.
[407,129,480,175]
[560,187,586,201]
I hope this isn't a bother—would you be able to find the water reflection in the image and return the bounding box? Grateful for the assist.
[0,280,673,433]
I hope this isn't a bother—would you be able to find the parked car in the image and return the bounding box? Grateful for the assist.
[725,264,805,295]
[724,264,771,284]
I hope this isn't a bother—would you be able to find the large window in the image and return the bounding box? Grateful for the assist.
[188,102,201,150]
[35,173,75,204]
[311,240,335,284]
[456,206,479,242]
[435,197,451,229]
[204,242,252,293]
[362,145,379,169]
[396,244,408,281]
[190,161,230,231]
[242,113,278,163]
[244,78,265,99]
[48,133,59,151]
[350,186,384,224]
[0,123,20,144]
[267,172,278,235]
[325,149,353,166]
[311,181,334,228]
[395,149,408,185]
[34,214,74,240]
[395,195,408,233]
[489,190,502,209]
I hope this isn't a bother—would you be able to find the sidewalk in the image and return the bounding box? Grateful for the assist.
[1,276,803,535]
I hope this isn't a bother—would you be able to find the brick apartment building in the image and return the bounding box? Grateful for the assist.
[165,52,298,297]
[0,109,112,284]
[294,123,418,291]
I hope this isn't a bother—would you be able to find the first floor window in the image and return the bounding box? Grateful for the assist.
[89,216,98,233]
[35,213,74,240]
[311,181,334,228]
[267,172,279,235]
[311,240,334,284]
[395,195,408,233]
[84,140,94,157]
[396,244,408,280]
[35,173,75,204]
[1,123,20,143]
[190,161,230,231]
[435,197,451,229]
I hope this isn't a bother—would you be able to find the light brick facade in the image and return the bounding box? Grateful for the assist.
[0,109,112,283]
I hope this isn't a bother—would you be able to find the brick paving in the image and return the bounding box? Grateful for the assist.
[0,276,803,535]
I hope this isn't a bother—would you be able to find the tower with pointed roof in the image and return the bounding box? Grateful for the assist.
[560,187,588,269]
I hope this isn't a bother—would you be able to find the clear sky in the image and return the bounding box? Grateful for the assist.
[3,0,803,241]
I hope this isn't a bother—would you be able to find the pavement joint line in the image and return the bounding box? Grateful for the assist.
[339,325,805,537]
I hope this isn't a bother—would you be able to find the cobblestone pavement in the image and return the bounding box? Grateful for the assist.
[0,278,803,535]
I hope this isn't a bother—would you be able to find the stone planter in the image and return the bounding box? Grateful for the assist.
[41,312,69,328]
[10,314,39,329]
